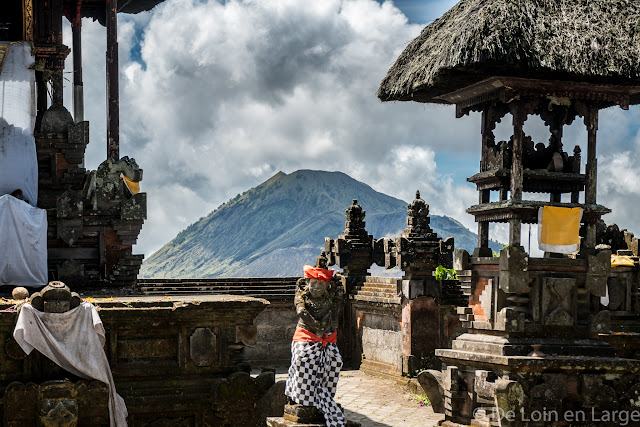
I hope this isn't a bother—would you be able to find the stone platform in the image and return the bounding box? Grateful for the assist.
[0,293,281,425]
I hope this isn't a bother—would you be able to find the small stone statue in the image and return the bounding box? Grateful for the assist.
[284,256,345,427]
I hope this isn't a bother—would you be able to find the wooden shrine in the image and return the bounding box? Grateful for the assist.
[378,1,640,425]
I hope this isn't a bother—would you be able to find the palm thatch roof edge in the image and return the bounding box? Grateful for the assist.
[378,0,640,103]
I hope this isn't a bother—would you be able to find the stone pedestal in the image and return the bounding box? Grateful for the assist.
[266,417,324,427]
[421,251,640,426]
[283,403,325,424]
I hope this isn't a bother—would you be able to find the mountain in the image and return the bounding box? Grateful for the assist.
[139,170,502,278]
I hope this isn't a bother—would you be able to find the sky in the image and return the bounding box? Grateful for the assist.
[60,0,640,258]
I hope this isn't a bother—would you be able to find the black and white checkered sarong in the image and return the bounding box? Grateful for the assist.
[285,341,345,427]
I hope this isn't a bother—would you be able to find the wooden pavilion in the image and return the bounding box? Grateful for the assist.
[379,1,640,425]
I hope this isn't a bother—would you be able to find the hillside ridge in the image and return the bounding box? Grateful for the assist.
[140,170,500,278]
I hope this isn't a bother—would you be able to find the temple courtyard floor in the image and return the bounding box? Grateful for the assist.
[275,369,444,426]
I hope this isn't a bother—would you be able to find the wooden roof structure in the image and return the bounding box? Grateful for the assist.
[378,0,640,105]
[376,0,640,254]
[73,0,167,25]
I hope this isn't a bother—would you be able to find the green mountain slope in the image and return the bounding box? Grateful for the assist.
[139,170,501,278]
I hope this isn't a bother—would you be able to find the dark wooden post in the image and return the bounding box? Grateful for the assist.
[51,0,64,106]
[475,107,492,256]
[571,146,581,203]
[477,190,490,255]
[583,107,599,249]
[35,72,48,130]
[509,103,525,248]
[106,0,119,160]
[71,0,84,123]
[584,107,598,205]
[480,107,490,172]
[549,112,564,203]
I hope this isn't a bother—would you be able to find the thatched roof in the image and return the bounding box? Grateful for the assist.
[378,0,640,104]
[74,0,167,25]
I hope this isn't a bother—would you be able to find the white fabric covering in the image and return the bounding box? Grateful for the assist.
[0,41,38,206]
[14,302,128,427]
[0,194,47,287]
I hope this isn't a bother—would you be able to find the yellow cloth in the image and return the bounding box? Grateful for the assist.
[120,173,140,195]
[538,206,582,254]
[611,255,635,267]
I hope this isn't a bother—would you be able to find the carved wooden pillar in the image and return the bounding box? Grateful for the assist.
[584,107,599,249]
[549,111,564,202]
[22,0,34,42]
[480,107,491,172]
[509,103,525,248]
[475,106,492,256]
[571,146,581,203]
[584,107,598,205]
[106,0,119,160]
[477,190,489,251]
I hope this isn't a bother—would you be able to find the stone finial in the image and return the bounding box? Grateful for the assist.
[404,190,431,236]
[344,199,366,237]
[315,252,329,269]
[325,199,374,291]
[40,105,74,134]
[12,287,29,301]
[30,281,81,313]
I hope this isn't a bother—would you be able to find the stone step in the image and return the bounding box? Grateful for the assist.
[355,290,398,299]
[359,359,403,382]
[140,283,296,289]
[357,286,397,294]
[352,294,401,304]
[363,276,400,285]
[139,289,293,299]
[141,288,296,294]
[361,282,397,289]
[140,287,294,295]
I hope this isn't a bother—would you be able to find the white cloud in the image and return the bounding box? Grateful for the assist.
[61,0,640,259]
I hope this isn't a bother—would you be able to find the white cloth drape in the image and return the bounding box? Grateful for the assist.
[14,302,128,426]
[0,194,47,287]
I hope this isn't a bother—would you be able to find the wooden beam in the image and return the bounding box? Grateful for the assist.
[72,0,84,123]
[51,0,64,106]
[106,0,119,160]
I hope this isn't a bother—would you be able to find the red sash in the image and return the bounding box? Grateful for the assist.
[292,327,337,347]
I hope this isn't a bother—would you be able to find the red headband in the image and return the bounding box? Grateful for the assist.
[303,265,334,282]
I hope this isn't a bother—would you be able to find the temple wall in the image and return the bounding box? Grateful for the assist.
[0,295,290,425]
[244,300,298,368]
[360,311,402,370]
[344,276,402,378]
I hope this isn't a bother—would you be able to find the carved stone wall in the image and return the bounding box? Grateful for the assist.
[0,295,276,425]
[35,105,146,289]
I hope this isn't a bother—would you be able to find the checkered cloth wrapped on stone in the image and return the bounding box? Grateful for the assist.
[285,335,345,427]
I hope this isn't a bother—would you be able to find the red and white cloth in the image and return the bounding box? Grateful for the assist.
[285,327,345,427]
